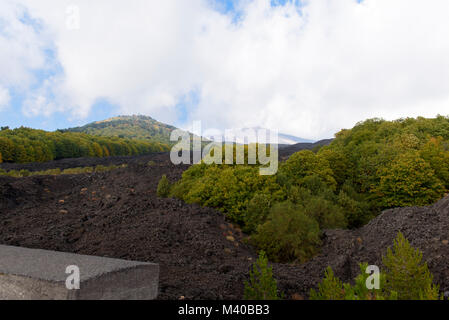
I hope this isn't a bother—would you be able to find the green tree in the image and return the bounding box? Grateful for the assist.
[374,152,445,207]
[309,266,345,300]
[244,251,281,300]
[279,150,337,191]
[252,202,321,263]
[420,137,449,189]
[382,232,440,300]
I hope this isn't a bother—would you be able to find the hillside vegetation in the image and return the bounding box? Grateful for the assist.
[167,116,449,263]
[0,126,169,163]
[63,115,177,145]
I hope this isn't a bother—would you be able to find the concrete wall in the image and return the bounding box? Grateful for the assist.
[0,245,159,300]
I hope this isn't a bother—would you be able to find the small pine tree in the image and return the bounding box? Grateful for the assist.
[309,266,345,300]
[157,175,171,198]
[244,251,281,300]
[382,232,440,300]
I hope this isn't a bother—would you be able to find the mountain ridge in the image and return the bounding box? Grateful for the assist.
[63,115,177,145]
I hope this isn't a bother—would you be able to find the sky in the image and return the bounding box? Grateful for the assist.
[0,0,448,140]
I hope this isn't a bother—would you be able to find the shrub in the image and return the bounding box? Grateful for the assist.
[40,168,62,175]
[301,196,347,229]
[337,189,372,228]
[287,186,313,204]
[244,193,272,233]
[244,251,282,300]
[157,174,171,198]
[251,202,321,263]
[382,232,440,300]
[19,169,30,177]
[62,167,94,174]
[172,164,283,224]
[287,185,347,229]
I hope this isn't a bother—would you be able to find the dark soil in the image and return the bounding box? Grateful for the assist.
[1,153,448,299]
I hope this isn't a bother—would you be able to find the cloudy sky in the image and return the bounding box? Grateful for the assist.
[1,0,448,140]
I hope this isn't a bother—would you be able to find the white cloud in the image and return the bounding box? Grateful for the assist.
[0,86,11,110]
[4,0,449,139]
[0,0,49,90]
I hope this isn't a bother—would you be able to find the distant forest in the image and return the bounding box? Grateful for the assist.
[0,127,170,164]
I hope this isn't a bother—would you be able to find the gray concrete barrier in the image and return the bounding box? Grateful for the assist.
[0,245,159,300]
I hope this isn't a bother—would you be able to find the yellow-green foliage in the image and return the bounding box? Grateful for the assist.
[311,233,441,300]
[374,152,445,207]
[62,167,94,175]
[157,175,171,198]
[171,163,283,224]
[0,164,126,178]
[279,150,337,191]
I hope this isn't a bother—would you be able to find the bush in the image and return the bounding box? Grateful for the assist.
[301,196,347,229]
[19,169,30,177]
[287,185,347,229]
[171,164,283,224]
[157,175,171,198]
[337,188,373,228]
[382,232,440,300]
[244,251,282,300]
[244,193,272,233]
[62,167,94,174]
[251,202,321,263]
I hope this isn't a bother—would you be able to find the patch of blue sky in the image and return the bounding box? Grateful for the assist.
[0,97,120,131]
[209,0,305,24]
[174,89,201,126]
[17,8,44,34]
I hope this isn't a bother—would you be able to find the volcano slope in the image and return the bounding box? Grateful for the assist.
[0,153,448,299]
